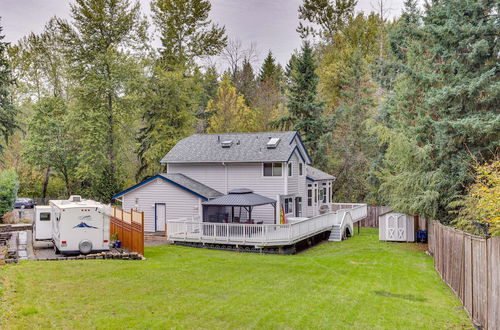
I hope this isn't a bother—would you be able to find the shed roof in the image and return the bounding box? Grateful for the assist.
[112,173,223,200]
[306,165,336,181]
[160,131,311,164]
[202,189,276,207]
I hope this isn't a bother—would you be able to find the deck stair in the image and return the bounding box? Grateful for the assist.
[328,224,342,242]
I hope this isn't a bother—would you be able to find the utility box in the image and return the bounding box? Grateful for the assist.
[379,212,416,242]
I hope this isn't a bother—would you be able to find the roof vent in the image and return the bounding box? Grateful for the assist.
[221,140,233,148]
[266,137,280,149]
[69,195,82,202]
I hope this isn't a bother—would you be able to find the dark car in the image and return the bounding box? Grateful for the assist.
[13,198,36,209]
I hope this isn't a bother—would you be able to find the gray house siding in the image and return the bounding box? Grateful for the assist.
[121,178,202,232]
[168,163,227,193]
[169,162,284,224]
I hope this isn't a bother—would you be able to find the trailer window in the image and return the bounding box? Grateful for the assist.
[40,212,51,221]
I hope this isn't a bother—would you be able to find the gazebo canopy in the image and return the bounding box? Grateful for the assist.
[202,188,276,207]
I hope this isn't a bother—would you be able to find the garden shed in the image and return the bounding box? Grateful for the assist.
[379,212,416,242]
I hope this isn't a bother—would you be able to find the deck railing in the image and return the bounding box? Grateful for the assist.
[167,203,367,247]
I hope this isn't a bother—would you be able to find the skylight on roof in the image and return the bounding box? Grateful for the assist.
[221,140,233,148]
[266,137,280,149]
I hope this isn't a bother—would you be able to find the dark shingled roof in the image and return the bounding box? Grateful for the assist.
[306,165,336,181]
[160,131,311,164]
[160,173,223,199]
[112,173,223,200]
[202,189,276,207]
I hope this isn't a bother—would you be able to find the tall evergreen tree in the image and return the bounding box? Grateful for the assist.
[57,0,148,201]
[233,59,257,107]
[377,0,500,220]
[0,22,17,155]
[137,70,196,179]
[151,0,227,70]
[258,51,281,84]
[138,0,226,178]
[275,42,328,167]
[327,50,376,201]
[193,65,219,133]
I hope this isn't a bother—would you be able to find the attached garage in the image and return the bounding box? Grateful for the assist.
[379,212,416,242]
[113,174,223,233]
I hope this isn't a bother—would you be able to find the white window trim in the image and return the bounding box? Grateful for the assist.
[288,163,292,177]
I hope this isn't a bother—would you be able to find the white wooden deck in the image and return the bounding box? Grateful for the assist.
[167,203,367,247]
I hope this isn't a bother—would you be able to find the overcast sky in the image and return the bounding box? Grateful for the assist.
[1,0,404,66]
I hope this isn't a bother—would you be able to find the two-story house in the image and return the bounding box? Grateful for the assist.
[113,131,336,233]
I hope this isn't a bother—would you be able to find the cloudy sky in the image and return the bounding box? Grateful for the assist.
[1,0,405,66]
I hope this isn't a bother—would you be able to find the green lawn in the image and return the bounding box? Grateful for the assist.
[0,229,470,329]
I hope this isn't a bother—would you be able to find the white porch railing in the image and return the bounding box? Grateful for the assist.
[167,203,367,247]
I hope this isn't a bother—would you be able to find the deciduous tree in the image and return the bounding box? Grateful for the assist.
[152,0,227,70]
[206,73,256,133]
[57,0,148,201]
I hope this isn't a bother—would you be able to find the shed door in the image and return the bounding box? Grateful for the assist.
[155,203,166,232]
[397,215,406,240]
[386,215,396,240]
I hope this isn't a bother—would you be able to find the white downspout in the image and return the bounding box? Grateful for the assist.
[222,162,228,194]
[284,162,288,195]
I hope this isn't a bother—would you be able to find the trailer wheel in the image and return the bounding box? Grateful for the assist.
[79,240,92,255]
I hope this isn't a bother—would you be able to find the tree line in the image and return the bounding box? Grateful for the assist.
[0,0,498,234]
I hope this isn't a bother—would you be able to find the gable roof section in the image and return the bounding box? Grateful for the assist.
[112,173,223,200]
[306,165,336,182]
[160,131,312,164]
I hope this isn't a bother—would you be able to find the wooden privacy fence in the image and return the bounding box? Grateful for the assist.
[428,221,500,329]
[110,208,144,256]
[359,205,391,227]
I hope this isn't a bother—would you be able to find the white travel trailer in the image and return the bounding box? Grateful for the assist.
[50,196,111,255]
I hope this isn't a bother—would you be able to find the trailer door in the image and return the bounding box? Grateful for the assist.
[35,206,53,240]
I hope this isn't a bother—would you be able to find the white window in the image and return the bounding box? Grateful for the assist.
[288,163,292,176]
[263,163,282,177]
[299,163,303,176]
[40,212,51,221]
[308,190,312,206]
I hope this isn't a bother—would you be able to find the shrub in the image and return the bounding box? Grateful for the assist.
[0,169,19,219]
[452,159,500,236]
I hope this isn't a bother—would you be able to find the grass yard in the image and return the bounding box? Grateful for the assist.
[0,229,470,329]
